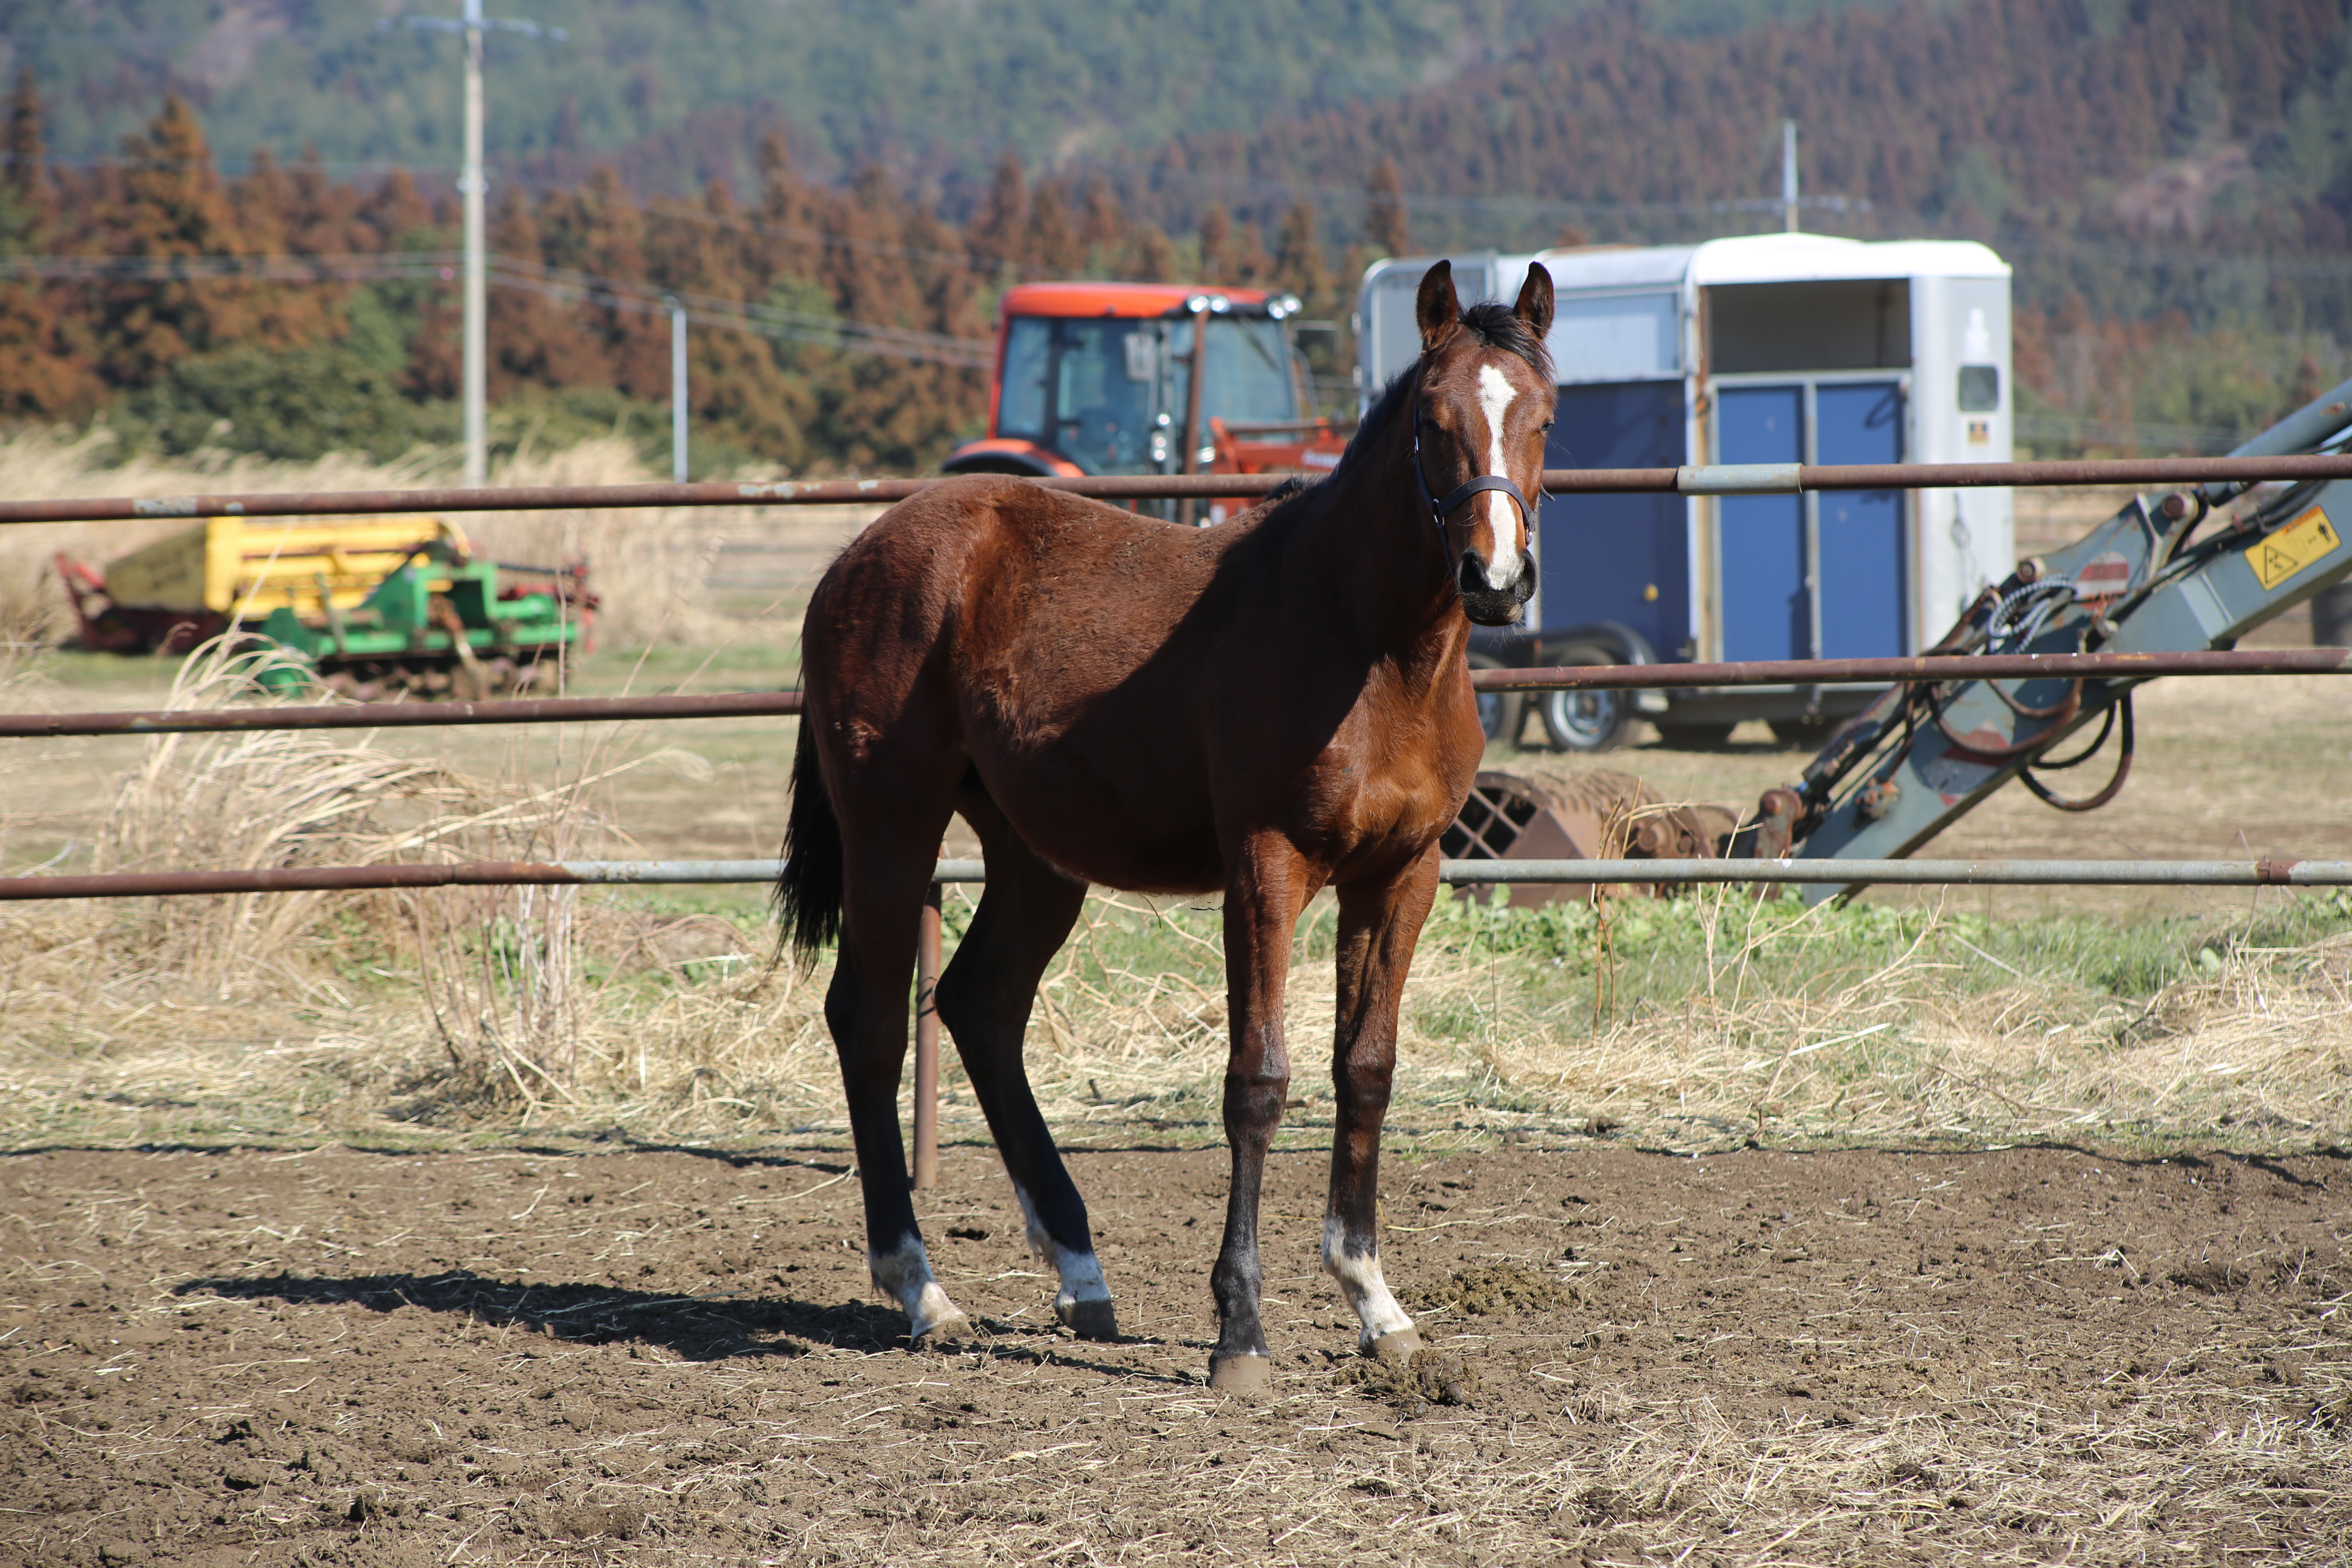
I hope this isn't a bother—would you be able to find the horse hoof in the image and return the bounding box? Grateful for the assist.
[1056,1298,1119,1341]
[1367,1329,1422,1360]
[913,1310,973,1347]
[1206,1354,1273,1394]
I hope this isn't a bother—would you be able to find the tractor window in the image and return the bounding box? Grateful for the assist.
[996,317,1052,441]
[997,311,1300,472]
[1051,318,1159,473]
[1167,317,1299,436]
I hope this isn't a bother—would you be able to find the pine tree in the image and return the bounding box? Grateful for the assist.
[358,168,436,252]
[1078,178,1126,263]
[1364,157,1409,258]
[1271,201,1330,311]
[1197,203,1234,283]
[1120,223,1177,283]
[964,148,1027,279]
[0,69,97,416]
[1022,183,1082,276]
[4,66,50,222]
[754,131,823,287]
[92,95,266,386]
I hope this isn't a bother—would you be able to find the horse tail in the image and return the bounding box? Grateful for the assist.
[776,717,844,967]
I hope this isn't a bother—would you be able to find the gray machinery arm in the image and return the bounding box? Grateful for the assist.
[1771,376,2352,901]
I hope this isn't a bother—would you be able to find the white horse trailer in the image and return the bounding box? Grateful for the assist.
[1356,234,2015,748]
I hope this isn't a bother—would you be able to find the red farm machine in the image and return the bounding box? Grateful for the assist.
[945,281,1348,522]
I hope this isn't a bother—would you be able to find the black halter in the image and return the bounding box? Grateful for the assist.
[1410,392,1539,546]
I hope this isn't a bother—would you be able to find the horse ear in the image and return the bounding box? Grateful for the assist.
[1415,260,1460,352]
[1514,262,1555,341]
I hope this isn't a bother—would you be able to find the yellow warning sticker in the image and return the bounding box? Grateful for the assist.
[2250,506,2343,590]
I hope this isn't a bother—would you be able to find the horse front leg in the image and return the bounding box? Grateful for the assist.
[1324,847,1440,1357]
[1207,836,1311,1392]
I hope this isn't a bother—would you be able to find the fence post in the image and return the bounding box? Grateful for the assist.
[912,880,942,1189]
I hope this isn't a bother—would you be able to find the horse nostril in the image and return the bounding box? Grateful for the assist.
[1457,551,1486,595]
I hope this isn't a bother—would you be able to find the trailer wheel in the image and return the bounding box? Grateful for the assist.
[1536,643,1636,753]
[1653,722,1736,750]
[1466,652,1527,748]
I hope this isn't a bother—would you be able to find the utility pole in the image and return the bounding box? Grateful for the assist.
[668,296,688,483]
[385,5,565,489]
[462,0,486,487]
[1782,120,1800,234]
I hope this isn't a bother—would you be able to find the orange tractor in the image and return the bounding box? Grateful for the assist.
[943,282,1348,521]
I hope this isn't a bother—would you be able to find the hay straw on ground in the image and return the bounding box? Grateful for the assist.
[1,841,2346,1152]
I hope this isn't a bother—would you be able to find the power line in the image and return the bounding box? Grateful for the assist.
[0,251,993,368]
[0,150,1116,282]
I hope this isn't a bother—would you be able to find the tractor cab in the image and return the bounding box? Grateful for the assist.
[946,283,1345,514]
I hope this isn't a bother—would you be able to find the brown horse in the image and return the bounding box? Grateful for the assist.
[780,260,1555,1390]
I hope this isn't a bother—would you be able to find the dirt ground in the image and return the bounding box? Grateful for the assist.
[4,1138,2347,1566]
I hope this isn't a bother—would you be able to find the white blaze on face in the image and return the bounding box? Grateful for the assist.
[1474,363,1524,589]
[1323,1216,1414,1348]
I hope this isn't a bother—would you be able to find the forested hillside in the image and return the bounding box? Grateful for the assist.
[1109,0,2352,445]
[0,89,1352,472]
[0,0,1895,192]
[1,0,2348,469]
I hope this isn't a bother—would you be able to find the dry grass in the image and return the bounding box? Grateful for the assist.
[1,768,2347,1155]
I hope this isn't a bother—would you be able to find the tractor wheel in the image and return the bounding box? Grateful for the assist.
[1466,652,1527,748]
[1768,716,1839,751]
[1536,643,1635,753]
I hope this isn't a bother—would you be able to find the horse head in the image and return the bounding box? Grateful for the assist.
[1412,259,1555,627]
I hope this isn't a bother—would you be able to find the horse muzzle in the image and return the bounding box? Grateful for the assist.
[1457,547,1538,627]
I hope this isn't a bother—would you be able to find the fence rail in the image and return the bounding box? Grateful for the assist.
[9,650,2344,740]
[1474,648,2352,691]
[1,690,805,739]
[5,452,2352,527]
[6,856,2347,903]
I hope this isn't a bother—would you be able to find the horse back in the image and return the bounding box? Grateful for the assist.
[802,475,1478,894]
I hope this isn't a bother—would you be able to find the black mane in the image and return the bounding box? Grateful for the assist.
[1458,299,1552,380]
[1254,297,1550,529]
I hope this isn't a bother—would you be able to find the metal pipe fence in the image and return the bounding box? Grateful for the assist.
[2,690,804,739]
[7,650,2343,741]
[9,457,2350,1185]
[5,856,2347,902]
[4,451,2352,527]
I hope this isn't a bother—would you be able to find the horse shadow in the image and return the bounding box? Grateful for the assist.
[171,1270,1187,1380]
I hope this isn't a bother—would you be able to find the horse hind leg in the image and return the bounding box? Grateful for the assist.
[933,793,1115,1339]
[824,780,972,1345]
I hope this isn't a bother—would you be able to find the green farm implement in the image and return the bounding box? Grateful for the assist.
[60,515,592,699]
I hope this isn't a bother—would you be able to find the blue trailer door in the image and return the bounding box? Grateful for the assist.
[1717,386,1807,661]
[1815,381,1906,657]
[1539,382,1688,658]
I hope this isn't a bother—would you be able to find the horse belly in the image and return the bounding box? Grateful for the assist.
[967,729,1228,896]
